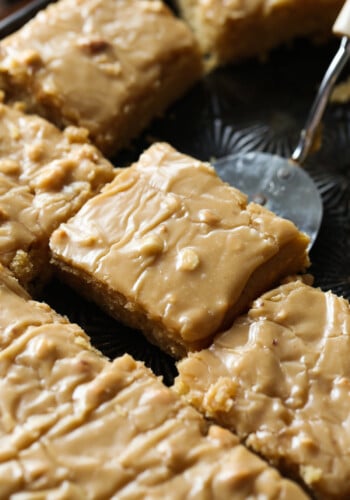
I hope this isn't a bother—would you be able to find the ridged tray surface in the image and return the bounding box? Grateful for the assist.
[41,39,350,384]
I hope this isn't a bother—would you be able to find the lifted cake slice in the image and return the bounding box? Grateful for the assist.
[50,142,310,358]
[0,102,115,292]
[175,280,350,499]
[0,264,308,499]
[0,0,202,157]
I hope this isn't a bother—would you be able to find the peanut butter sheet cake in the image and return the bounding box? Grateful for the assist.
[0,102,115,293]
[175,0,345,66]
[0,264,309,499]
[50,142,310,358]
[0,0,202,157]
[175,280,350,499]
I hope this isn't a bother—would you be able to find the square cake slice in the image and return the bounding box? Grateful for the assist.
[176,0,344,66]
[0,102,115,292]
[0,0,202,157]
[175,280,350,498]
[0,264,308,499]
[50,142,310,358]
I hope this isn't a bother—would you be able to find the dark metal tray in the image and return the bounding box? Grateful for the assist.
[2,2,350,385]
[43,39,350,385]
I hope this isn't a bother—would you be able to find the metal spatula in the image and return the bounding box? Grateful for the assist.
[214,0,350,247]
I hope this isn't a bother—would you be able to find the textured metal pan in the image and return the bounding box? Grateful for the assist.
[1,2,350,385]
[42,39,350,385]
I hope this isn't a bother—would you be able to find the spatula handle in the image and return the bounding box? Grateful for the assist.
[333,0,350,38]
[291,0,350,164]
[0,0,53,39]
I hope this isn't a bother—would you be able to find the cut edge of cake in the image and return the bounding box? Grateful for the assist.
[50,142,310,359]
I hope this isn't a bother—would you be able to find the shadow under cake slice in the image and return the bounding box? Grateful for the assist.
[0,264,309,499]
[50,142,310,358]
[175,279,350,499]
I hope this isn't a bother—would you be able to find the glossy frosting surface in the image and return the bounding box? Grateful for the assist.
[50,142,309,343]
[0,102,114,286]
[0,265,308,499]
[0,0,202,154]
[175,280,350,498]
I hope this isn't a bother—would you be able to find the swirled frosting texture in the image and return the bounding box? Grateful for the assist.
[175,280,350,498]
[0,0,202,156]
[50,142,309,356]
[0,265,308,499]
[0,103,114,290]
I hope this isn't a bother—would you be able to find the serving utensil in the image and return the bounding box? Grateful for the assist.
[1,0,348,248]
[0,0,53,38]
[214,0,350,247]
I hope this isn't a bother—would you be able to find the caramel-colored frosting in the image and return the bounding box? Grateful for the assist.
[177,0,344,64]
[182,0,343,22]
[0,265,71,351]
[0,0,202,155]
[50,142,309,346]
[0,266,308,499]
[175,280,350,498]
[0,102,114,289]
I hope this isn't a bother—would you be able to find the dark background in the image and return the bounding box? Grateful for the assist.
[1,0,350,384]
